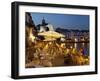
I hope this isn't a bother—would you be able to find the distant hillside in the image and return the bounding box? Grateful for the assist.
[56,28,89,33]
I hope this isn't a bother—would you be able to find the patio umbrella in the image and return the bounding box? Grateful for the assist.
[38,31,65,39]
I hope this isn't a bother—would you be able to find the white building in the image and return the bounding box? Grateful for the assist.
[37,18,54,32]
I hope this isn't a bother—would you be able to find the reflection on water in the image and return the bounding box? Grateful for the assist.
[66,43,89,56]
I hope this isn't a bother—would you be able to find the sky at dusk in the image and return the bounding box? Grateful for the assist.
[30,12,89,30]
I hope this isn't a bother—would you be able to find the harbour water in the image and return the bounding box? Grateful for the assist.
[66,42,89,56]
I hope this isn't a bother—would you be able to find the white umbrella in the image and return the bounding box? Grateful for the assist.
[38,31,65,39]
